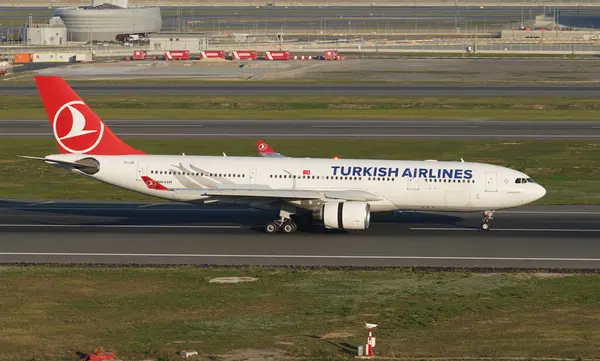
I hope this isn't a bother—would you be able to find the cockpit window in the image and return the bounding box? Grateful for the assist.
[516,178,533,184]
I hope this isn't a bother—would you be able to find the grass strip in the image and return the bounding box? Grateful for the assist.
[1,96,599,120]
[1,139,599,204]
[0,267,598,361]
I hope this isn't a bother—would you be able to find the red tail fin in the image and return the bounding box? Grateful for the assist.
[256,140,276,155]
[141,176,169,191]
[35,76,145,155]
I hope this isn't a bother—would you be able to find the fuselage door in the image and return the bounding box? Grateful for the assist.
[249,168,257,184]
[485,171,497,192]
[407,176,419,190]
[136,162,147,181]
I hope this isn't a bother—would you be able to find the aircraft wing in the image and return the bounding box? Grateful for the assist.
[176,188,382,202]
[257,140,285,157]
[141,176,381,202]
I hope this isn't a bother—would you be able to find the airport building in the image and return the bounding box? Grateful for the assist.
[53,0,162,42]
[148,33,209,52]
[21,16,67,45]
[502,13,600,41]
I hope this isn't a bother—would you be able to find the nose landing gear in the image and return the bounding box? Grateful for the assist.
[481,210,494,231]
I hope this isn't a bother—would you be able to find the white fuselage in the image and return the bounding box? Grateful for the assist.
[49,154,546,212]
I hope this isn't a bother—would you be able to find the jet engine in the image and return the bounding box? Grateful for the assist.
[74,157,100,175]
[320,201,371,230]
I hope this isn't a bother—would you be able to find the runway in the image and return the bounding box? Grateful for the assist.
[4,119,600,140]
[1,199,600,269]
[2,83,599,97]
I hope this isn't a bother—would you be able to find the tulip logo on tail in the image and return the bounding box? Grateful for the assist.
[53,100,104,154]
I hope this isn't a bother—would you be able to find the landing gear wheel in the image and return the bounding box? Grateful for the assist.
[282,220,297,234]
[265,221,279,234]
[480,210,494,231]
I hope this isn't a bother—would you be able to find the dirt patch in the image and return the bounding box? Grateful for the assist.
[531,272,576,279]
[320,332,354,339]
[217,348,287,361]
[209,277,259,284]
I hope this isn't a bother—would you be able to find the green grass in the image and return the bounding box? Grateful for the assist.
[2,139,600,204]
[0,267,599,361]
[2,96,600,120]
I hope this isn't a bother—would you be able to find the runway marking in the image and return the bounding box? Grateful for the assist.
[0,224,242,229]
[411,227,600,232]
[137,203,165,208]
[10,207,258,212]
[40,124,204,128]
[5,133,600,138]
[502,210,600,215]
[27,201,55,206]
[410,227,479,231]
[0,253,598,262]
[311,125,480,128]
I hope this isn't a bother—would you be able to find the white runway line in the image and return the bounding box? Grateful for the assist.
[410,227,600,232]
[311,125,480,128]
[4,133,600,138]
[501,210,600,215]
[0,253,598,262]
[137,203,166,208]
[0,224,242,229]
[39,124,203,128]
[27,201,55,206]
[13,207,258,212]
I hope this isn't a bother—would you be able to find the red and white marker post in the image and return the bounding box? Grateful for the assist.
[365,323,377,357]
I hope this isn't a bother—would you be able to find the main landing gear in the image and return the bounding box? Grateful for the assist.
[265,219,298,234]
[265,203,299,234]
[481,210,494,231]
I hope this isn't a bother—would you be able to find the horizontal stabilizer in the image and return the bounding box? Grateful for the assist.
[20,155,99,170]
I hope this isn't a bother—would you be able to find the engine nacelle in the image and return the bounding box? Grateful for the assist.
[321,201,371,230]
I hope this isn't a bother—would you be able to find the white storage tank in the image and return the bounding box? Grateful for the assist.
[54,2,161,42]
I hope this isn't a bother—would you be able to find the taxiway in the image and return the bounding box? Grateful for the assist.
[2,83,600,97]
[4,120,600,140]
[1,199,599,269]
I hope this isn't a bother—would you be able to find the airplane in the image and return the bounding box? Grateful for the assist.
[257,139,340,159]
[257,140,284,157]
[24,75,546,234]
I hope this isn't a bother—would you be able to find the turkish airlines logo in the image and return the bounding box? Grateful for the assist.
[258,143,268,152]
[145,179,156,188]
[53,100,104,154]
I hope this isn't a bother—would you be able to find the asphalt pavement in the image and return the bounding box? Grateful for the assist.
[4,119,600,140]
[1,199,600,269]
[2,83,600,97]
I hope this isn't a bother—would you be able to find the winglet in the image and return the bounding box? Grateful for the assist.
[141,176,169,191]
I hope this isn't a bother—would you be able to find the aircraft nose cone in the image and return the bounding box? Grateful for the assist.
[536,184,547,200]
